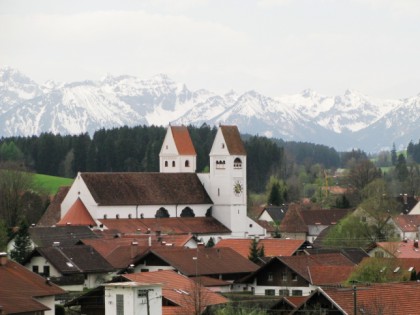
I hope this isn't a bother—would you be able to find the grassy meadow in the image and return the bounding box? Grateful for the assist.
[32,173,73,195]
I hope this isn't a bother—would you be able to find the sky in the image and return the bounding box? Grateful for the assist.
[1,0,420,99]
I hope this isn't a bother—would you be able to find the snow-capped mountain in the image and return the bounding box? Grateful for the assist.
[0,67,418,152]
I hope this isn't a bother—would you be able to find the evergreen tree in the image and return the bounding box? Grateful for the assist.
[268,182,282,206]
[10,218,32,264]
[391,143,397,166]
[395,153,409,182]
[206,237,215,248]
[0,219,8,251]
[248,238,264,263]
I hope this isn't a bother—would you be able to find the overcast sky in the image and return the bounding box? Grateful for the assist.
[1,0,419,99]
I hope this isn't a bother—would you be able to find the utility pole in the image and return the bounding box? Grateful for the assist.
[353,285,357,315]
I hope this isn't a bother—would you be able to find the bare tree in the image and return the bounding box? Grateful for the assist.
[0,162,33,227]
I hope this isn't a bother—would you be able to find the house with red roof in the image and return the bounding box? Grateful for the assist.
[0,252,65,315]
[24,244,115,291]
[131,246,259,283]
[280,203,352,242]
[59,125,265,239]
[388,214,420,240]
[65,270,227,315]
[368,239,420,259]
[239,253,356,297]
[215,238,310,259]
[291,282,420,315]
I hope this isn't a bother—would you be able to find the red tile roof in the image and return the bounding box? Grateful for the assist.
[124,270,227,314]
[0,255,65,314]
[171,126,197,155]
[321,282,420,315]
[393,214,420,232]
[57,198,97,226]
[215,238,305,258]
[37,186,70,226]
[308,265,355,285]
[278,253,355,282]
[375,240,420,258]
[279,204,307,233]
[80,172,212,205]
[136,247,259,276]
[100,217,230,235]
[220,125,246,155]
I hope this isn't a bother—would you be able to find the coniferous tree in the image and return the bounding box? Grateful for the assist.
[206,237,215,248]
[391,143,397,166]
[10,218,32,264]
[0,219,8,251]
[248,238,264,263]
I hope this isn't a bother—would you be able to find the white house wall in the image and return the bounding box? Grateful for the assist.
[104,284,162,315]
[26,256,61,277]
[252,284,315,297]
[258,211,273,222]
[133,264,174,273]
[35,296,56,315]
[98,204,212,221]
[61,173,99,220]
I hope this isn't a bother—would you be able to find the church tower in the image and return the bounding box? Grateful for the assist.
[159,125,196,173]
[201,125,248,236]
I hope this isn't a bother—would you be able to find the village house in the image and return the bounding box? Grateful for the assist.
[215,238,310,259]
[0,252,65,315]
[24,244,115,291]
[131,246,259,284]
[368,239,420,259]
[279,204,352,242]
[238,253,355,297]
[290,282,420,315]
[65,270,228,315]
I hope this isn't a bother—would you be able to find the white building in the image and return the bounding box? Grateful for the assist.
[59,125,265,238]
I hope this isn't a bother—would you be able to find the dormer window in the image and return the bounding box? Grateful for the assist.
[234,157,242,169]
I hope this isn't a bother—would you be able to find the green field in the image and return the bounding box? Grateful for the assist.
[32,174,74,195]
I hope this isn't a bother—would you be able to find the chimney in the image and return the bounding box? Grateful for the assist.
[131,241,138,258]
[0,252,7,266]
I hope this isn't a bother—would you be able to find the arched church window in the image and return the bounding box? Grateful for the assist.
[180,207,195,217]
[234,157,242,169]
[172,161,176,167]
[185,160,190,167]
[155,207,170,218]
[165,161,168,167]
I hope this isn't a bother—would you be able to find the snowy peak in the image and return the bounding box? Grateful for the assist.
[0,67,418,152]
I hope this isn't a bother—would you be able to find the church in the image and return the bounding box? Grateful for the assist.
[59,125,265,238]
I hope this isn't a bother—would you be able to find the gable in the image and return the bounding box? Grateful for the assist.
[57,198,97,226]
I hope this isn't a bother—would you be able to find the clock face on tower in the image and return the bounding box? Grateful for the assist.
[233,180,243,196]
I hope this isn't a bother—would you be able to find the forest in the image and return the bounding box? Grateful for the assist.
[0,124,419,233]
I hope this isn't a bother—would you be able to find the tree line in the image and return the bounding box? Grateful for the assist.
[0,124,342,192]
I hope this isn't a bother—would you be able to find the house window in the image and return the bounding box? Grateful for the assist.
[279,289,289,296]
[185,160,190,167]
[234,157,242,169]
[172,161,176,167]
[292,273,298,281]
[265,289,275,296]
[282,271,287,281]
[165,161,168,167]
[43,266,50,277]
[116,294,124,315]
[375,251,384,258]
[292,290,303,296]
[32,265,39,273]
[268,272,273,282]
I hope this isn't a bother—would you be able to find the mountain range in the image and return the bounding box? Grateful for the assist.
[1,66,419,152]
